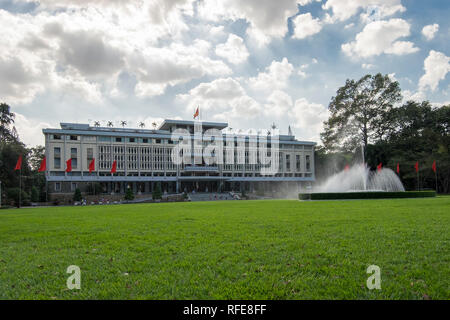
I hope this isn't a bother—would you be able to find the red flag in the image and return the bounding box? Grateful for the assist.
[193,107,199,119]
[432,160,436,173]
[14,155,22,171]
[110,160,117,174]
[377,163,382,171]
[396,163,400,174]
[344,164,350,171]
[38,157,46,172]
[414,161,419,173]
[89,158,95,173]
[66,159,72,172]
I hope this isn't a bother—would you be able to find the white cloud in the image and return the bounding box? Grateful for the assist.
[421,24,439,41]
[323,0,405,23]
[362,63,375,69]
[292,13,323,40]
[291,98,328,141]
[342,19,419,58]
[215,34,250,64]
[0,55,45,105]
[197,0,300,45]
[248,58,294,91]
[128,40,232,97]
[401,90,426,103]
[418,50,450,92]
[344,23,355,29]
[13,113,53,147]
[176,78,261,118]
[297,64,310,78]
[263,90,293,117]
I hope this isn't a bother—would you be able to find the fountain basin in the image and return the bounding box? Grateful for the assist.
[299,191,436,201]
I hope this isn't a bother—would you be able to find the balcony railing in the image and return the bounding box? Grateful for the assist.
[184,165,219,172]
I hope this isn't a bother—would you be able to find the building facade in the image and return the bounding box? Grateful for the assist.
[43,119,315,196]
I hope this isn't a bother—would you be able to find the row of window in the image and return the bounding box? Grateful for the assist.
[51,134,312,150]
[53,146,311,172]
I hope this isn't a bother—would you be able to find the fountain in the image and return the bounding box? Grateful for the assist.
[315,164,405,193]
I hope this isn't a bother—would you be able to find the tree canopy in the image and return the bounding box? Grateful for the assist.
[321,73,402,153]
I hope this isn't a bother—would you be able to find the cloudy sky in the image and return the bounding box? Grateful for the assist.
[1,0,449,147]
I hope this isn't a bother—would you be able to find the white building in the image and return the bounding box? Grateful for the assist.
[42,119,315,195]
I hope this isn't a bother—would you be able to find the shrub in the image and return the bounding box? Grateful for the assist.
[73,188,82,202]
[6,188,30,207]
[31,186,39,202]
[152,183,162,200]
[299,191,436,201]
[124,187,135,201]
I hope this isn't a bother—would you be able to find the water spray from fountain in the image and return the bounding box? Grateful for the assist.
[315,143,405,193]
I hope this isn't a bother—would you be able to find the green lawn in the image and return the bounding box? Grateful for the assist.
[0,198,449,300]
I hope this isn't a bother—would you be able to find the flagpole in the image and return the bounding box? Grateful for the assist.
[417,168,420,191]
[19,168,21,208]
[45,171,48,203]
[435,164,438,194]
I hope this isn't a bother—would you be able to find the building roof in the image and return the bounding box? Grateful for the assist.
[42,120,316,145]
[157,119,228,131]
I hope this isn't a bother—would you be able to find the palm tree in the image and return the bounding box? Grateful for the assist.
[94,121,100,127]
[139,122,145,128]
[107,121,114,127]
[120,121,127,128]
[152,122,157,129]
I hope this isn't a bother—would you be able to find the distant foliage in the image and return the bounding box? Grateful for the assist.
[152,183,162,200]
[73,188,82,202]
[125,187,135,201]
[6,188,30,207]
[31,186,39,202]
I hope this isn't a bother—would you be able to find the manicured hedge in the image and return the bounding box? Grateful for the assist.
[299,191,436,200]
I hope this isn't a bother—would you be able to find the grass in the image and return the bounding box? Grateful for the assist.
[0,197,449,300]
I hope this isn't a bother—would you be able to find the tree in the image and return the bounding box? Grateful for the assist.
[152,182,162,200]
[0,103,16,142]
[31,186,39,202]
[73,188,82,202]
[29,145,45,171]
[125,187,135,201]
[6,188,29,207]
[321,73,402,153]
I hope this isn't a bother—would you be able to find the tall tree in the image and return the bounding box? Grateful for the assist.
[321,73,402,153]
[0,103,16,142]
[29,145,45,171]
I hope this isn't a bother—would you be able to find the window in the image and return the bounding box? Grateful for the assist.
[99,136,111,142]
[83,136,96,142]
[70,135,78,141]
[143,138,149,143]
[286,154,290,171]
[296,155,301,171]
[155,139,161,144]
[71,148,78,169]
[306,155,311,171]
[55,182,61,192]
[54,147,61,169]
[87,148,93,163]
[53,134,61,140]
[71,182,77,191]
[115,137,122,142]
[129,138,135,143]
